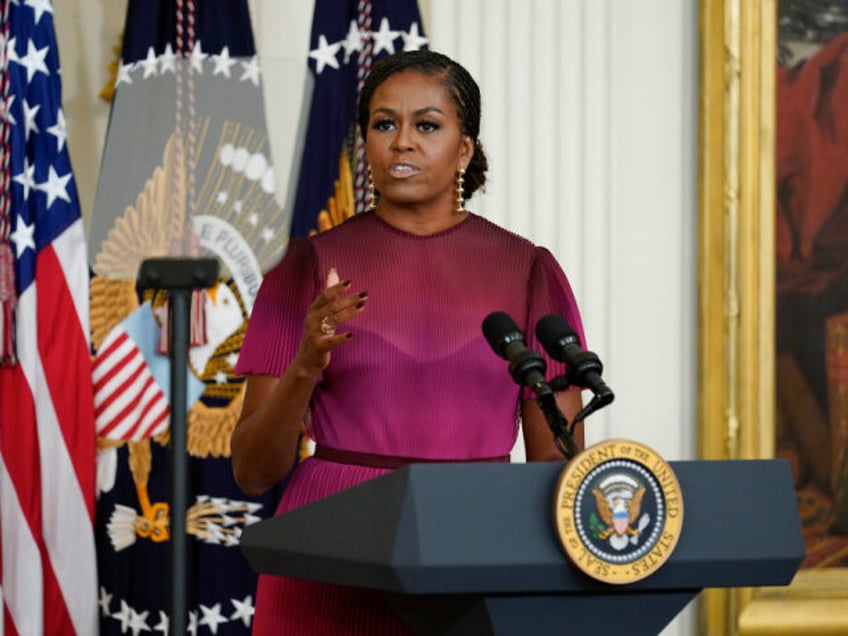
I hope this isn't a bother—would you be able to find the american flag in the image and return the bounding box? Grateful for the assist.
[0,1,98,634]
[92,303,172,442]
[93,325,171,441]
[91,300,205,442]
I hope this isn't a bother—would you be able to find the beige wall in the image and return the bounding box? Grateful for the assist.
[54,0,127,219]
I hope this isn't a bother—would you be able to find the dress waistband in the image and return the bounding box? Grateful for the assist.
[313,445,510,470]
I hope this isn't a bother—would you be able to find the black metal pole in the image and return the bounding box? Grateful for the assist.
[167,288,190,635]
[138,257,219,635]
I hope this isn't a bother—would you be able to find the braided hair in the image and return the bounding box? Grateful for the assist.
[358,50,489,200]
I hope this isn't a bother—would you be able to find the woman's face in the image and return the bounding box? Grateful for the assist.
[365,70,473,212]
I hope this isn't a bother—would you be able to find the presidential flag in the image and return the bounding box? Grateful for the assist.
[290,0,428,238]
[89,1,286,633]
[0,1,98,634]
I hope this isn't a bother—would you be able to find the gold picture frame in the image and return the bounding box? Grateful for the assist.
[698,0,848,633]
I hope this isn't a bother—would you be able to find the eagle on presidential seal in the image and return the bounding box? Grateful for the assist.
[592,473,651,551]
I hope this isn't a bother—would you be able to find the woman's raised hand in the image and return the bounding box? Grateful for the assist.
[293,267,367,378]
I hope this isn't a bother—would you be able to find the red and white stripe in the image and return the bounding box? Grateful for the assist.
[0,219,98,635]
[93,327,170,441]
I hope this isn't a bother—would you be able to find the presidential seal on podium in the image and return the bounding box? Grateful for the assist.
[553,439,684,584]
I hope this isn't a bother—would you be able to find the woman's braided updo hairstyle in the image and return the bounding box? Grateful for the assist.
[357,50,489,201]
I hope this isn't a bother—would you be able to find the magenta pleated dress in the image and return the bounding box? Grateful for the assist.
[235,211,584,634]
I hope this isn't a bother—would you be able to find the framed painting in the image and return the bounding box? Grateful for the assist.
[698,0,848,633]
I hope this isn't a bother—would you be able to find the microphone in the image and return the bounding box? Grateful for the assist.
[482,311,579,459]
[535,314,613,401]
[481,311,550,396]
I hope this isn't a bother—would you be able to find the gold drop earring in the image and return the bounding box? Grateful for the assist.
[368,166,377,211]
[455,168,466,213]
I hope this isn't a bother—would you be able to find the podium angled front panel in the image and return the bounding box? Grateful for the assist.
[240,460,804,594]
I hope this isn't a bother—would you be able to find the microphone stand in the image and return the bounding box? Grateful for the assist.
[532,383,580,460]
[545,375,615,459]
[137,257,219,635]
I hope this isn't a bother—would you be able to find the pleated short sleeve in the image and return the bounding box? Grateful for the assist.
[235,238,319,377]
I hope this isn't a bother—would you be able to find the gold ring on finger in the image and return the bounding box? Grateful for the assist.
[320,316,335,335]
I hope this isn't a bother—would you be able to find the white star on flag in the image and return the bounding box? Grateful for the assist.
[37,164,72,208]
[188,610,199,636]
[212,46,237,77]
[3,95,16,124]
[159,43,176,74]
[22,98,39,140]
[190,40,207,73]
[9,214,35,257]
[230,596,255,628]
[18,38,50,82]
[199,603,230,634]
[309,34,340,74]
[371,18,399,55]
[24,0,52,25]
[402,22,428,51]
[140,46,159,78]
[47,108,67,151]
[116,61,134,86]
[113,600,133,634]
[341,20,364,63]
[98,587,113,617]
[153,610,169,635]
[128,607,151,636]
[239,55,261,86]
[24,0,53,24]
[5,36,19,64]
[13,157,35,199]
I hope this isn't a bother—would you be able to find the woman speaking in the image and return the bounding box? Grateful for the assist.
[232,49,587,635]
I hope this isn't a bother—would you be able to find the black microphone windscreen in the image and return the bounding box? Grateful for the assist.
[482,311,522,358]
[535,314,581,359]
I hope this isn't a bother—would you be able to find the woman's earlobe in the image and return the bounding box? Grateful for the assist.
[462,136,474,161]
